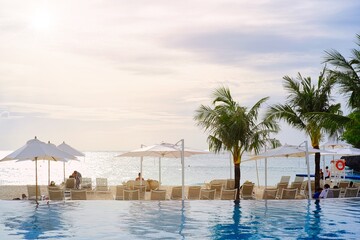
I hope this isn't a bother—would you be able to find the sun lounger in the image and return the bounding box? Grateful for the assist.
[27,185,42,200]
[134,185,146,200]
[241,183,255,200]
[210,184,222,199]
[114,185,126,200]
[65,178,76,190]
[280,188,297,199]
[81,178,92,191]
[344,187,359,198]
[200,189,216,200]
[70,189,87,200]
[294,176,304,183]
[171,186,183,200]
[124,189,140,200]
[95,178,110,194]
[187,186,201,200]
[220,189,236,200]
[48,190,65,201]
[276,182,288,198]
[226,179,235,190]
[280,176,291,184]
[326,189,340,198]
[290,181,302,192]
[262,188,278,199]
[150,190,167,200]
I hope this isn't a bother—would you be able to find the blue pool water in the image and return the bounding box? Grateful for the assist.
[1,199,360,239]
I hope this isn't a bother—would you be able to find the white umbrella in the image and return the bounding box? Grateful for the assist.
[57,141,85,182]
[0,137,77,203]
[117,141,208,200]
[44,141,76,185]
[246,142,327,199]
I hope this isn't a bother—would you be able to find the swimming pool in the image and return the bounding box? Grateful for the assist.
[1,199,359,239]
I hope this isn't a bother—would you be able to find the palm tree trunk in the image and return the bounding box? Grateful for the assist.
[234,163,241,200]
[314,152,321,190]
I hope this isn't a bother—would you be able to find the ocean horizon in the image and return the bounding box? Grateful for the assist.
[1,151,348,187]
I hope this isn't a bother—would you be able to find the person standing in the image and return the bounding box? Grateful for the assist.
[325,166,331,179]
[73,170,82,189]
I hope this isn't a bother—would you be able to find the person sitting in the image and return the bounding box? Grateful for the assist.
[319,184,331,198]
[135,172,144,181]
[349,181,354,187]
[313,188,323,199]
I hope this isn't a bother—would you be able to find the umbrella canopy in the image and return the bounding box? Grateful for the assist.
[248,144,327,160]
[328,147,360,156]
[246,142,326,199]
[0,137,77,203]
[321,140,351,149]
[119,142,206,158]
[57,141,84,182]
[118,141,208,200]
[57,141,85,157]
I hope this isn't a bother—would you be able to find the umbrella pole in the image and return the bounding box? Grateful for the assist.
[265,158,268,188]
[140,157,143,186]
[63,161,66,183]
[159,157,161,186]
[255,160,260,188]
[305,141,312,199]
[35,157,38,204]
[180,139,185,200]
[229,153,232,179]
[48,159,50,186]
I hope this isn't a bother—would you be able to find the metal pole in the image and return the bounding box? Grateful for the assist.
[63,161,66,183]
[35,157,38,204]
[229,152,232,179]
[159,157,161,186]
[305,141,312,199]
[48,159,50,186]
[255,160,260,188]
[265,145,268,188]
[181,139,185,200]
[140,157,143,186]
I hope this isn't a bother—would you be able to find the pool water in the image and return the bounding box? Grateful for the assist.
[1,199,360,239]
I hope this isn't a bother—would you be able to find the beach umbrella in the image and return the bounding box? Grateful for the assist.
[0,137,77,203]
[117,141,208,200]
[44,141,76,186]
[57,141,85,182]
[246,142,327,199]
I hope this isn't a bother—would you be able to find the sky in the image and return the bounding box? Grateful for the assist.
[0,0,359,151]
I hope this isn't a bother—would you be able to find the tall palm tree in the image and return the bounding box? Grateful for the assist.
[194,87,279,200]
[324,34,360,110]
[266,68,342,190]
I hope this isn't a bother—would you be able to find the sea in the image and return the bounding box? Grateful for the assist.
[1,151,353,187]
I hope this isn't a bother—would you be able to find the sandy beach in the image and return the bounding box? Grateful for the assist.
[0,185,269,201]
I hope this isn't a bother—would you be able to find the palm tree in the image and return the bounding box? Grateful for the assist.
[324,34,360,110]
[194,87,279,200]
[266,68,342,190]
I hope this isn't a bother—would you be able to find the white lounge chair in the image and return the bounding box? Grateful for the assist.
[95,178,111,194]
[220,189,236,200]
[70,189,87,200]
[187,186,201,200]
[262,188,278,200]
[150,190,167,200]
[48,190,65,201]
[200,189,216,200]
[170,186,183,200]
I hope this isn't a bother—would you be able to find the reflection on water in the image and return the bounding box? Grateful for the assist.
[1,199,360,239]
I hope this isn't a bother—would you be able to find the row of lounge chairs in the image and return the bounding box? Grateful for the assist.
[114,185,238,200]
